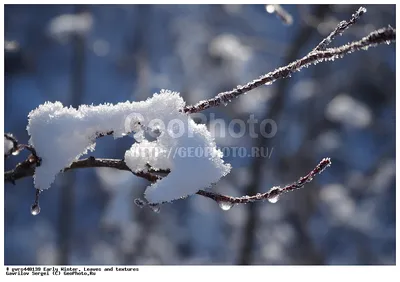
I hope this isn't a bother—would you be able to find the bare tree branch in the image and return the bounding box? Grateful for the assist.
[313,6,367,51]
[183,26,395,114]
[197,158,331,205]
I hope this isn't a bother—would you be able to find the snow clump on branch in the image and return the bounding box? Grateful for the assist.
[27,89,231,203]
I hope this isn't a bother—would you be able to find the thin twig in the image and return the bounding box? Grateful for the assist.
[197,159,331,205]
[313,6,367,51]
[183,26,395,114]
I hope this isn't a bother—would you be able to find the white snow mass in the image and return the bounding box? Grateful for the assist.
[4,136,14,155]
[27,90,231,204]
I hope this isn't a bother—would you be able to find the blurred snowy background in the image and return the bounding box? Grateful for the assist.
[4,4,395,264]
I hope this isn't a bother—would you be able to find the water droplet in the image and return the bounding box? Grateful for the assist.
[218,201,233,211]
[30,204,41,215]
[12,150,20,156]
[149,204,161,213]
[268,195,280,204]
[265,81,273,85]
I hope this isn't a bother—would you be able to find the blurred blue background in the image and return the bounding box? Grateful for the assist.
[4,4,395,265]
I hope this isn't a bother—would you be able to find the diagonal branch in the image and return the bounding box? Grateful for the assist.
[183,25,395,114]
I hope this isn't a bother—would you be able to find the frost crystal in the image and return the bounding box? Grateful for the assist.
[27,90,231,204]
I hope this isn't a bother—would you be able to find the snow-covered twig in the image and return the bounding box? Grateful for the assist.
[183,25,395,114]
